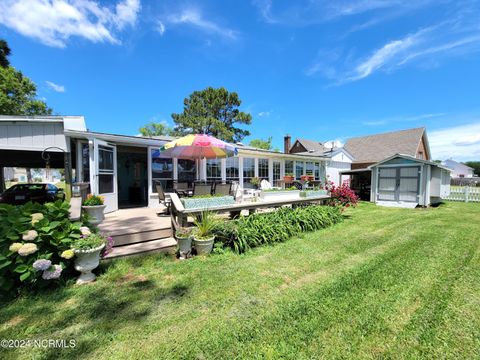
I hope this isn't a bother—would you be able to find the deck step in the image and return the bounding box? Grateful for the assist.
[110,227,173,246]
[104,237,177,259]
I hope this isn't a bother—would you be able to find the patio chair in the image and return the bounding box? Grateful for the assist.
[174,181,192,197]
[193,182,213,196]
[260,179,273,190]
[155,181,171,214]
[214,182,232,196]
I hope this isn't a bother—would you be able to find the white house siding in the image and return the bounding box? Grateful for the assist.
[0,121,67,152]
[442,159,474,178]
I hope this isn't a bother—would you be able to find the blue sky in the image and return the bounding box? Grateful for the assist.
[1,0,480,160]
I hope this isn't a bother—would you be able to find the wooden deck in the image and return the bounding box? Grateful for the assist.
[99,207,176,259]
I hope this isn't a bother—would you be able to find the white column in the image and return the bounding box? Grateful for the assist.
[268,158,273,183]
[173,158,178,182]
[221,158,226,183]
[201,159,207,181]
[239,157,244,188]
[254,158,259,177]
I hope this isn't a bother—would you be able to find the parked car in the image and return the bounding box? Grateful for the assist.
[0,183,65,205]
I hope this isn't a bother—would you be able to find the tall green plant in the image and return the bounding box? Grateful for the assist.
[193,210,218,240]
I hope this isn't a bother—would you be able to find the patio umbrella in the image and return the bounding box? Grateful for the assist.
[154,134,238,159]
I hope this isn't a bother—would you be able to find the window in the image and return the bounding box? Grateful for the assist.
[273,161,281,186]
[177,159,196,183]
[243,158,255,184]
[258,159,269,180]
[295,161,304,179]
[306,162,314,177]
[81,143,90,183]
[98,146,114,194]
[314,163,320,180]
[226,157,239,182]
[417,151,424,159]
[285,160,294,176]
[151,149,173,192]
[206,159,222,181]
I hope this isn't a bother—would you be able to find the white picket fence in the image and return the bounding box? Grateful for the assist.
[445,186,480,203]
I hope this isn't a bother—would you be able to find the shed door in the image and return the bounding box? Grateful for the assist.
[377,167,420,202]
[94,139,118,213]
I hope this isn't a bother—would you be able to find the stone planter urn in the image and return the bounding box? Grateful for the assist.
[74,244,105,284]
[82,205,107,225]
[193,235,215,255]
[176,235,192,260]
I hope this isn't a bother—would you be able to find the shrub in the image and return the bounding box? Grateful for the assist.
[0,201,110,300]
[325,183,359,208]
[0,201,86,299]
[82,194,104,206]
[214,205,343,253]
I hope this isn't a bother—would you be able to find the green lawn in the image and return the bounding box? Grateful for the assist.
[1,202,480,359]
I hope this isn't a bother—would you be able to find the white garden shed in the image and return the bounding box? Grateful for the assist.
[369,154,451,207]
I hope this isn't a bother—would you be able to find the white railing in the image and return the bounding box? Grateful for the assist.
[445,186,480,203]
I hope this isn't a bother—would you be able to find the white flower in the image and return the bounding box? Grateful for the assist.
[9,243,23,252]
[31,213,44,225]
[22,230,38,241]
[80,226,91,236]
[18,243,38,256]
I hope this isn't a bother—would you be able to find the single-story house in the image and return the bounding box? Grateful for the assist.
[0,115,330,213]
[442,159,475,178]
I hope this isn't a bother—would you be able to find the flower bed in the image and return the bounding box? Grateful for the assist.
[181,196,235,210]
[214,205,343,253]
[300,189,329,198]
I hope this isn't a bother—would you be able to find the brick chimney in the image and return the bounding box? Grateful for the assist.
[284,134,291,154]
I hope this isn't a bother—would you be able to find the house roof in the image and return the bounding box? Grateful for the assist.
[368,153,452,171]
[292,138,330,153]
[442,159,474,171]
[344,127,427,163]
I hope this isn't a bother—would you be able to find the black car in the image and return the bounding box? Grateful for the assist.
[0,183,65,205]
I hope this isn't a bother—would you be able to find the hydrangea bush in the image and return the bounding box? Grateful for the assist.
[0,201,113,300]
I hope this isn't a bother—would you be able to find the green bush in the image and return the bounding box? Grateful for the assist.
[0,201,87,300]
[214,205,343,253]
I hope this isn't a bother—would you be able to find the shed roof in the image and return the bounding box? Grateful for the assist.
[344,127,427,163]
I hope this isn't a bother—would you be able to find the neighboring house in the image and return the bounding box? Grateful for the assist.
[442,159,474,178]
[285,136,354,185]
[344,127,430,169]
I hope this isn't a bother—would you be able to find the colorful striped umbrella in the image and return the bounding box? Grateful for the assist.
[154,134,238,159]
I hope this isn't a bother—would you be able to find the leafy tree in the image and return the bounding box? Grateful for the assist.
[0,40,52,115]
[0,66,52,115]
[0,39,11,68]
[139,122,177,137]
[171,87,252,143]
[464,161,480,176]
[249,137,273,150]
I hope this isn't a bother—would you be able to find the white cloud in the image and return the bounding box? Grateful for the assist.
[162,7,238,40]
[429,122,480,161]
[258,111,271,118]
[0,0,141,48]
[156,21,166,36]
[45,81,65,93]
[308,16,480,84]
[253,0,434,26]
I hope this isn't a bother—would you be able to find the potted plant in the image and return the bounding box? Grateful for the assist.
[283,173,294,184]
[82,194,106,225]
[175,227,193,259]
[250,177,261,189]
[193,211,217,255]
[72,232,106,284]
